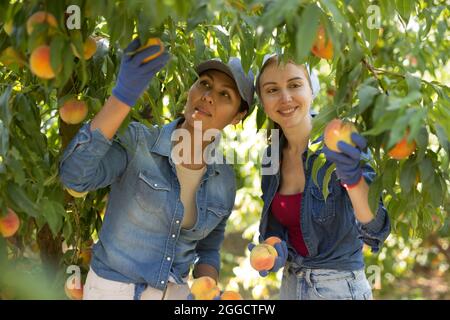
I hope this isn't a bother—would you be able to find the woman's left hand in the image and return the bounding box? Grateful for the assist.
[323,133,367,186]
[248,241,288,277]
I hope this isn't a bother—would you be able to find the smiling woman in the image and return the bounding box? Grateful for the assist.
[248,54,391,300]
[58,38,255,300]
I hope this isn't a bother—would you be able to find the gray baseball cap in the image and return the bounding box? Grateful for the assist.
[195,57,255,108]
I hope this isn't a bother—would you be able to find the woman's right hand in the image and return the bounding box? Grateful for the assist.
[112,38,170,107]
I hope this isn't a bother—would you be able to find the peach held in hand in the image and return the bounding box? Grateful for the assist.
[324,118,358,153]
[190,276,220,300]
[250,243,278,271]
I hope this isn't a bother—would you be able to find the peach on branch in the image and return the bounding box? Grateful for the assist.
[26,11,58,35]
[312,25,333,60]
[71,36,97,60]
[59,98,88,125]
[0,208,20,238]
[29,45,56,79]
[135,38,164,64]
[387,132,416,160]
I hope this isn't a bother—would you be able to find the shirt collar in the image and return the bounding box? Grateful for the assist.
[150,118,220,176]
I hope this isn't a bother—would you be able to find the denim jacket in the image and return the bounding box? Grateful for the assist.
[59,118,236,294]
[259,135,390,271]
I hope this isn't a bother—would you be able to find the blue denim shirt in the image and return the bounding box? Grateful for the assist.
[59,118,236,293]
[259,135,390,271]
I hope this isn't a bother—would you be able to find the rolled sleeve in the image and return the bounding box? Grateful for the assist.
[194,216,229,274]
[356,161,391,253]
[59,122,140,192]
[357,202,391,253]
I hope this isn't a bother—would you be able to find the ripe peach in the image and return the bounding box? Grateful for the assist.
[264,236,282,247]
[59,99,88,125]
[136,38,164,63]
[0,208,20,238]
[250,243,278,271]
[29,45,56,79]
[324,119,358,153]
[26,11,58,35]
[221,291,243,300]
[190,276,220,300]
[64,281,83,300]
[312,25,333,60]
[388,132,416,160]
[71,36,97,60]
[0,47,26,68]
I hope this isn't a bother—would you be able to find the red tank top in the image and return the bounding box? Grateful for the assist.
[270,192,309,257]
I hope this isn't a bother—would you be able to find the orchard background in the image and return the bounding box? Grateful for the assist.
[0,0,449,299]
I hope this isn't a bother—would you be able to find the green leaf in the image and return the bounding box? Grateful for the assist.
[386,91,421,111]
[6,183,39,217]
[395,0,415,24]
[0,86,13,127]
[50,36,65,77]
[0,120,9,158]
[415,127,428,161]
[320,0,346,24]
[357,85,379,114]
[368,175,383,215]
[259,0,300,33]
[387,110,416,149]
[428,174,445,208]
[214,26,231,58]
[295,3,320,62]
[311,153,327,188]
[322,164,335,201]
[41,199,64,237]
[418,156,434,184]
[382,160,397,194]
[256,106,266,130]
[405,73,421,93]
[363,112,398,136]
[399,158,416,193]
[434,124,450,154]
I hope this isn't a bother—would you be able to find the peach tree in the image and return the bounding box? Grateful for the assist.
[0,0,448,298]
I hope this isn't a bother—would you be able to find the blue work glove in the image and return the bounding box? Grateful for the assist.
[322,132,367,186]
[247,240,288,277]
[112,38,169,107]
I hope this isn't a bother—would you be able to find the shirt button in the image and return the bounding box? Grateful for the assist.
[167,257,171,261]
[172,234,176,238]
[161,280,165,284]
[154,183,158,187]
[176,220,180,224]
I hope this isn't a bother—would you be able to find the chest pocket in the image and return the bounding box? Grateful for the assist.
[135,170,171,212]
[310,183,336,225]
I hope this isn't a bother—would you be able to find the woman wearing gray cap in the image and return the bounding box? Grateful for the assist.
[249,54,390,300]
[59,38,254,300]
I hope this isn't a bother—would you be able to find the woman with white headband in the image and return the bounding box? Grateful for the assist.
[248,54,391,300]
